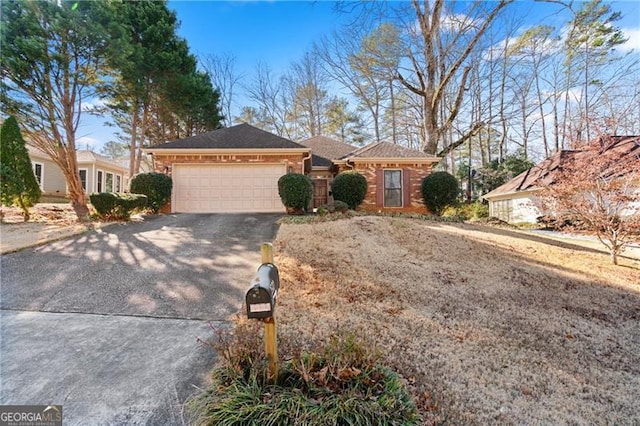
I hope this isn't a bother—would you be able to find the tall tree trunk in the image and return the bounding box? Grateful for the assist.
[535,71,549,157]
[129,103,139,179]
[390,80,397,144]
[134,103,149,176]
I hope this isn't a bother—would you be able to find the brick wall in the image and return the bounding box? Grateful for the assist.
[152,153,306,175]
[339,162,433,213]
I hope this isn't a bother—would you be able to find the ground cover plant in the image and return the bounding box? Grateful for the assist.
[273,216,640,424]
[188,324,420,425]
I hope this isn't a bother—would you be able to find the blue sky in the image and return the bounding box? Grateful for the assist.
[79,0,640,152]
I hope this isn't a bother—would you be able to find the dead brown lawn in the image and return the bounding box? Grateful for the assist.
[0,204,100,254]
[273,216,640,425]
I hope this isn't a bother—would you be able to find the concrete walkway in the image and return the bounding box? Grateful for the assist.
[0,213,281,425]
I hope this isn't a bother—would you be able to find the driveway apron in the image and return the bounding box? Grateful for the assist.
[0,213,280,425]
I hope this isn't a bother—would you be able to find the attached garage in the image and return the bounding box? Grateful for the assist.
[146,123,311,214]
[173,163,286,213]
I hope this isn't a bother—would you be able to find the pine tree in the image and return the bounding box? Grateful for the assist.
[0,116,41,221]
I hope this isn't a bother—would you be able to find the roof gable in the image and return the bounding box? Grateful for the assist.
[483,135,640,199]
[299,136,356,160]
[344,141,438,160]
[158,123,306,150]
[27,145,126,171]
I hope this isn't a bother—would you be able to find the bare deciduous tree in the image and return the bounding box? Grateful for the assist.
[540,135,640,265]
[396,0,512,156]
[201,53,243,127]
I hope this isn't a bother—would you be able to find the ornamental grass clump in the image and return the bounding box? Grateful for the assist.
[188,323,420,426]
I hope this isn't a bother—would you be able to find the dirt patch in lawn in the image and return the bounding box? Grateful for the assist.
[0,204,97,254]
[273,216,640,424]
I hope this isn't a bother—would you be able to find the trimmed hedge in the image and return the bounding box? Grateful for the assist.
[278,173,313,213]
[129,172,172,213]
[421,171,460,215]
[90,192,148,220]
[331,171,367,210]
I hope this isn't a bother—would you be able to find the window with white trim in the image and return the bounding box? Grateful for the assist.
[32,162,43,189]
[97,170,103,192]
[384,170,402,207]
[78,169,88,192]
[115,175,122,192]
[105,172,114,192]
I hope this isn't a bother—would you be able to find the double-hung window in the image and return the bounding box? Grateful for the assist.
[32,162,43,189]
[79,169,87,192]
[105,172,114,192]
[97,170,103,192]
[384,170,402,207]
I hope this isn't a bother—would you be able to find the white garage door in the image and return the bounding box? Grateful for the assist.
[173,164,286,213]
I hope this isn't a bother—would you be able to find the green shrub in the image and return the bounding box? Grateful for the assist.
[470,200,489,219]
[90,192,147,220]
[331,171,367,210]
[188,327,420,425]
[278,173,313,213]
[0,116,41,221]
[317,200,350,215]
[129,172,172,213]
[421,171,460,215]
[443,201,489,221]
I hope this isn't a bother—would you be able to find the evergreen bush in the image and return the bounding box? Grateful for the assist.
[129,172,172,213]
[90,192,147,220]
[331,171,367,210]
[277,173,313,214]
[421,171,460,215]
[0,116,41,221]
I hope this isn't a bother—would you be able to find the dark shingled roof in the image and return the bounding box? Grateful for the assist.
[156,123,307,150]
[311,154,333,168]
[483,135,640,199]
[343,142,438,159]
[299,136,356,160]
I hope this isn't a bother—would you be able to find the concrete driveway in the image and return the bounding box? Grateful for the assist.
[0,213,281,425]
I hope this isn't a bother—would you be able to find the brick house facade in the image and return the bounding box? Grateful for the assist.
[145,125,440,214]
[301,137,440,214]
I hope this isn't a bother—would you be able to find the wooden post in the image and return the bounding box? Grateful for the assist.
[261,243,278,382]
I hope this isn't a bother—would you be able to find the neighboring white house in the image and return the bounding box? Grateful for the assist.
[27,145,129,197]
[483,136,640,224]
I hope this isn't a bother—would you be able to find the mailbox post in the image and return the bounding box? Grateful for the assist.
[245,243,279,382]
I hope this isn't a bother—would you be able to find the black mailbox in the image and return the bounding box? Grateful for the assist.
[245,263,280,319]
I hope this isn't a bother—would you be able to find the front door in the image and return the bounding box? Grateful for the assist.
[312,179,328,209]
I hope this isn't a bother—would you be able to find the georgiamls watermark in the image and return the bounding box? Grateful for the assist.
[0,405,62,426]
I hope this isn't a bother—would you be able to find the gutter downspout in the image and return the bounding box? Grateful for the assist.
[345,157,355,170]
[301,150,312,175]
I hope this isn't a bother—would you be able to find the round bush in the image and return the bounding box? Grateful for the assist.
[278,173,313,212]
[331,171,367,210]
[89,192,148,220]
[421,171,460,215]
[129,172,172,214]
